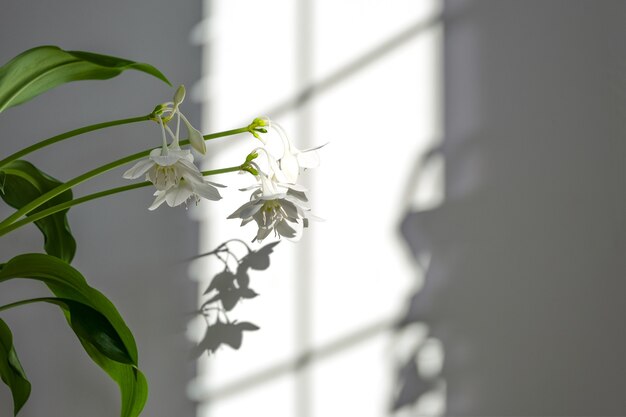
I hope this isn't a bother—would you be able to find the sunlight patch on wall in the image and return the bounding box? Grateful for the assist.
[189,0,443,416]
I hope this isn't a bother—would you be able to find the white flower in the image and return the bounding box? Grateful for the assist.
[227,173,312,242]
[123,111,222,210]
[123,147,193,190]
[233,117,324,240]
[149,173,223,211]
[266,120,326,184]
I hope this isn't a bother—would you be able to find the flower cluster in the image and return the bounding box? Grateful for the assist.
[123,89,324,242]
[123,86,223,210]
[228,174,310,242]
[228,118,324,242]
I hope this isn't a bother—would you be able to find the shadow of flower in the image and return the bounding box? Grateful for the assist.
[191,239,280,355]
[192,317,260,357]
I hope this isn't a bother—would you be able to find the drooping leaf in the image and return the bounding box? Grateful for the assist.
[0,318,31,416]
[83,345,148,417]
[0,254,146,417]
[32,298,133,365]
[0,160,76,262]
[0,45,170,113]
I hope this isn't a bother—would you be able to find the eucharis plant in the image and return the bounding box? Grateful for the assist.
[0,46,322,417]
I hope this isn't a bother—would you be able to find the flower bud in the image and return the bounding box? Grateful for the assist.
[174,85,186,106]
[245,151,259,163]
[187,123,206,155]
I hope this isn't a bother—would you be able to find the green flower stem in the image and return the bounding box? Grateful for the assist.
[0,115,151,169]
[202,127,251,141]
[0,126,250,229]
[0,165,245,238]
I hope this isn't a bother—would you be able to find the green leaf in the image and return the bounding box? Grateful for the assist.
[81,344,148,417]
[0,160,76,263]
[0,45,171,113]
[0,254,147,417]
[30,298,133,365]
[0,318,31,416]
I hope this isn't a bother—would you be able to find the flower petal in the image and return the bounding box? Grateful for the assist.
[164,183,194,207]
[207,181,227,188]
[239,184,261,192]
[151,153,184,167]
[275,220,297,239]
[264,153,289,184]
[286,182,308,192]
[284,194,310,209]
[280,199,299,220]
[123,158,155,179]
[259,173,282,197]
[179,168,206,186]
[193,182,222,201]
[285,219,304,242]
[297,143,327,168]
[240,201,263,219]
[170,148,195,162]
[241,217,254,226]
[254,227,273,242]
[149,190,168,211]
[151,148,193,166]
[279,153,300,183]
[286,188,308,203]
[228,200,261,219]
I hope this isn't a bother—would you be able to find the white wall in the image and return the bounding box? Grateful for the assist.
[399,0,625,415]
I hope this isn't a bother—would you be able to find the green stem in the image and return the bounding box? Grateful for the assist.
[202,127,250,141]
[0,126,250,229]
[0,165,245,238]
[0,115,151,169]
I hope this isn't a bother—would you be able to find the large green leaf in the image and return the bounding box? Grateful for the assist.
[28,298,133,365]
[0,254,147,417]
[0,318,31,416]
[0,160,76,263]
[81,343,148,417]
[0,45,170,113]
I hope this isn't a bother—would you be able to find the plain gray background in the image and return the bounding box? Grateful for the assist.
[400,0,625,415]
